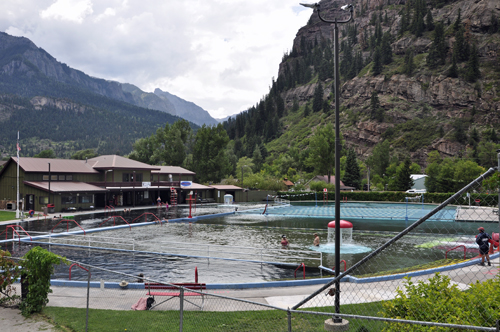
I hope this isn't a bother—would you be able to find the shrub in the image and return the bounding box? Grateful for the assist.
[0,250,20,306]
[19,247,67,316]
[381,273,500,331]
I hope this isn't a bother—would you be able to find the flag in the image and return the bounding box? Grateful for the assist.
[17,142,21,151]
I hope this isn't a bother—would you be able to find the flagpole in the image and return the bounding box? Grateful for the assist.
[16,131,20,219]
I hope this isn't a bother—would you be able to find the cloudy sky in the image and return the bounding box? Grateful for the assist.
[1,0,311,119]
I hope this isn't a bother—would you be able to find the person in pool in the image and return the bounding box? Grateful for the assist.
[313,233,320,246]
[281,235,289,248]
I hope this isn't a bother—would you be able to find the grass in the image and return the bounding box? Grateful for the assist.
[42,302,386,332]
[0,211,17,222]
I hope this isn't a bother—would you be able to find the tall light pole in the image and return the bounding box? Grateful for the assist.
[300,2,353,325]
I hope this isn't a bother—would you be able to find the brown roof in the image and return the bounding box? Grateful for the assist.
[151,166,195,175]
[311,175,346,186]
[13,157,98,174]
[24,181,107,193]
[283,179,294,186]
[209,185,243,190]
[87,155,160,170]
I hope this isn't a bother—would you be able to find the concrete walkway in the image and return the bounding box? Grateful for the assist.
[0,307,57,332]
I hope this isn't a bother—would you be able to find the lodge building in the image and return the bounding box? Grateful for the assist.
[0,155,244,213]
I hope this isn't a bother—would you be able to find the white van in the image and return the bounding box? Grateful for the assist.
[406,189,427,193]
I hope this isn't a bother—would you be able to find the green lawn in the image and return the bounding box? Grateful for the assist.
[0,210,17,222]
[43,302,385,332]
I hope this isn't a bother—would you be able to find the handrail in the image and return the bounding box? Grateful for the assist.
[131,212,161,224]
[332,260,347,272]
[445,245,467,260]
[294,263,305,279]
[69,263,90,280]
[104,205,115,213]
[1,225,32,243]
[98,216,131,230]
[51,219,86,235]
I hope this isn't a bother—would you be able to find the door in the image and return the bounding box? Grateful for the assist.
[26,194,35,211]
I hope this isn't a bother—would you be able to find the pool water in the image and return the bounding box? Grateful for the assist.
[0,203,484,283]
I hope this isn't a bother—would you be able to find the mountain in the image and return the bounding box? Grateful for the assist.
[0,32,201,158]
[0,31,217,127]
[154,88,219,126]
[223,0,500,169]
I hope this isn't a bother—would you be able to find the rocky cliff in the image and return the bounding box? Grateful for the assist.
[279,0,500,166]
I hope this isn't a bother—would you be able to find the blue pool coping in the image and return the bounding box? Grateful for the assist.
[46,252,499,290]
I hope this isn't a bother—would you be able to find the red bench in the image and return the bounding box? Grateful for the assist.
[145,282,206,310]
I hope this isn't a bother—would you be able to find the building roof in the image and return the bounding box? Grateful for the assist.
[210,185,243,190]
[411,174,428,180]
[283,178,294,186]
[151,166,195,175]
[24,181,107,193]
[87,155,160,171]
[310,175,346,186]
[12,157,99,174]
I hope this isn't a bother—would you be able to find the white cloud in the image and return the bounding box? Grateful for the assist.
[0,0,311,118]
[40,0,94,23]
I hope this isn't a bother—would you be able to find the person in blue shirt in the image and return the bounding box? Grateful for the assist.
[476,227,492,266]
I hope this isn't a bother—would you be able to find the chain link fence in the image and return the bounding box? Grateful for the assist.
[2,167,499,331]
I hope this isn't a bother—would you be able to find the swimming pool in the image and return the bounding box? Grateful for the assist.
[0,202,483,284]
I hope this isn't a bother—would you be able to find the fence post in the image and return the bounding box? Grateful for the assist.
[85,267,90,332]
[179,288,184,332]
[287,308,292,332]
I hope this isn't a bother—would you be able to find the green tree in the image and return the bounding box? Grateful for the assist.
[392,159,414,191]
[453,25,469,62]
[252,144,263,172]
[403,47,415,76]
[372,46,383,76]
[192,124,232,183]
[490,13,499,34]
[34,149,56,158]
[366,140,391,178]
[425,8,435,31]
[465,44,480,82]
[306,124,337,184]
[343,148,361,189]
[70,149,98,160]
[448,53,458,78]
[370,91,384,122]
[427,22,446,68]
[477,141,500,168]
[380,33,393,65]
[312,83,324,113]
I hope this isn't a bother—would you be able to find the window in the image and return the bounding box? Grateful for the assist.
[123,173,142,182]
[79,195,93,203]
[66,175,73,181]
[61,196,76,204]
[136,173,143,182]
[122,173,130,182]
[58,175,65,181]
[39,196,49,204]
[43,175,49,181]
[51,175,58,181]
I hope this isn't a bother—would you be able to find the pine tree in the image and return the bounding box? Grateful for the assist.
[344,148,361,189]
[427,22,446,68]
[448,53,458,78]
[394,159,414,191]
[453,8,462,32]
[465,44,481,82]
[490,14,499,34]
[372,46,382,76]
[403,47,415,76]
[304,104,310,117]
[380,32,393,65]
[312,84,324,113]
[426,8,435,31]
[453,25,469,62]
[370,91,384,122]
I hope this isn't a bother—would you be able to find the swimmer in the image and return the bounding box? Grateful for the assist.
[313,233,320,246]
[281,235,289,248]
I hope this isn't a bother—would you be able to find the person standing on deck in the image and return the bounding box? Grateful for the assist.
[476,227,492,266]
